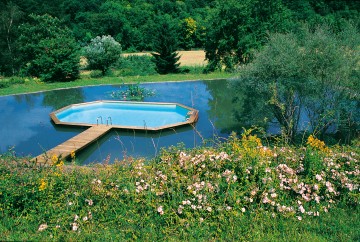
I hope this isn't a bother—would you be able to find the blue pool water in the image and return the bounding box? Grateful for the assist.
[55,102,192,128]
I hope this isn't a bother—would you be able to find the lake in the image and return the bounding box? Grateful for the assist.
[1,79,358,164]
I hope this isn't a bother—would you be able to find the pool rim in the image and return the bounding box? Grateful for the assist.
[50,100,199,131]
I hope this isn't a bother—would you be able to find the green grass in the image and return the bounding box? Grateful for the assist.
[0,71,234,96]
[0,134,358,241]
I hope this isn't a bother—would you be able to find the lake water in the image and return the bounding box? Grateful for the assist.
[0,80,235,164]
[1,79,357,164]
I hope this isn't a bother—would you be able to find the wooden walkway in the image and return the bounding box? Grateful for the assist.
[33,125,112,163]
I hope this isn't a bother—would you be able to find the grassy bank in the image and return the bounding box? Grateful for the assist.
[0,71,234,96]
[0,132,358,240]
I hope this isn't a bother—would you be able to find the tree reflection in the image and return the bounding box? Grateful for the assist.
[42,88,85,110]
[205,79,272,134]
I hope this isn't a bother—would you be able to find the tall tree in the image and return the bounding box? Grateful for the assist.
[0,1,23,75]
[151,15,181,74]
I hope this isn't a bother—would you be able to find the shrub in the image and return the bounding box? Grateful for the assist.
[89,70,103,78]
[116,55,157,76]
[84,35,122,76]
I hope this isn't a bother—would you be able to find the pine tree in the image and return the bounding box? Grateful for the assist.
[151,15,181,74]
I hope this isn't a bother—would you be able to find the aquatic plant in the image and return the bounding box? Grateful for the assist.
[110,82,155,101]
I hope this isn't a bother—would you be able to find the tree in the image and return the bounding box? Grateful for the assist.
[83,35,122,75]
[0,2,23,75]
[17,14,80,82]
[236,22,360,143]
[151,15,181,74]
[204,0,291,72]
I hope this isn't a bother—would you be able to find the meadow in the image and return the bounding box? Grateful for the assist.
[0,132,359,240]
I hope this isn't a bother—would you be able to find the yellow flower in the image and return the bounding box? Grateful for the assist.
[39,178,47,191]
[307,135,330,152]
[51,154,58,163]
[70,150,75,159]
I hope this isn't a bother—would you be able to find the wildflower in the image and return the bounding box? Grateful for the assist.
[51,154,58,163]
[299,205,305,213]
[74,215,79,221]
[262,196,270,204]
[68,201,73,206]
[38,224,48,232]
[297,216,302,221]
[70,150,75,159]
[241,207,246,213]
[157,206,164,215]
[88,211,92,219]
[200,217,204,223]
[206,207,212,212]
[56,161,64,168]
[39,178,47,191]
[83,216,88,221]
[85,199,93,206]
[177,205,184,214]
[71,222,79,231]
[315,174,323,181]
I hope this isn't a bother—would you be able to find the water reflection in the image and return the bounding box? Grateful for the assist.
[0,79,357,164]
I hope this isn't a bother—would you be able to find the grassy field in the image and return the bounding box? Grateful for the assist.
[122,50,207,66]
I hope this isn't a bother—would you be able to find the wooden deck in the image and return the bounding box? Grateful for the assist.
[33,125,112,163]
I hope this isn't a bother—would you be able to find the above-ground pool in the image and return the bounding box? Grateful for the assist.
[51,100,199,131]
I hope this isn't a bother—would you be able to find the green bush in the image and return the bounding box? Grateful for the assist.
[0,79,10,88]
[116,55,157,76]
[8,76,25,85]
[89,70,103,78]
[84,35,122,76]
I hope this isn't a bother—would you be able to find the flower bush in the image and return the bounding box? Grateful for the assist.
[0,132,358,240]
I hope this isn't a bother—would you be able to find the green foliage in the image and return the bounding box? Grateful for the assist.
[109,83,155,101]
[204,0,292,72]
[116,55,157,76]
[84,35,122,75]
[0,134,359,240]
[89,70,103,78]
[0,2,23,76]
[236,22,360,143]
[17,14,80,82]
[151,15,181,74]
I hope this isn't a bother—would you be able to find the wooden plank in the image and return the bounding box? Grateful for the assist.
[33,125,112,164]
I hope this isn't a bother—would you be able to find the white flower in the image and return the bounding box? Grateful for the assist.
[38,224,48,231]
[157,206,164,215]
[299,205,305,213]
[71,222,79,231]
[85,199,93,206]
[315,174,323,181]
[241,207,246,213]
[206,207,212,212]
